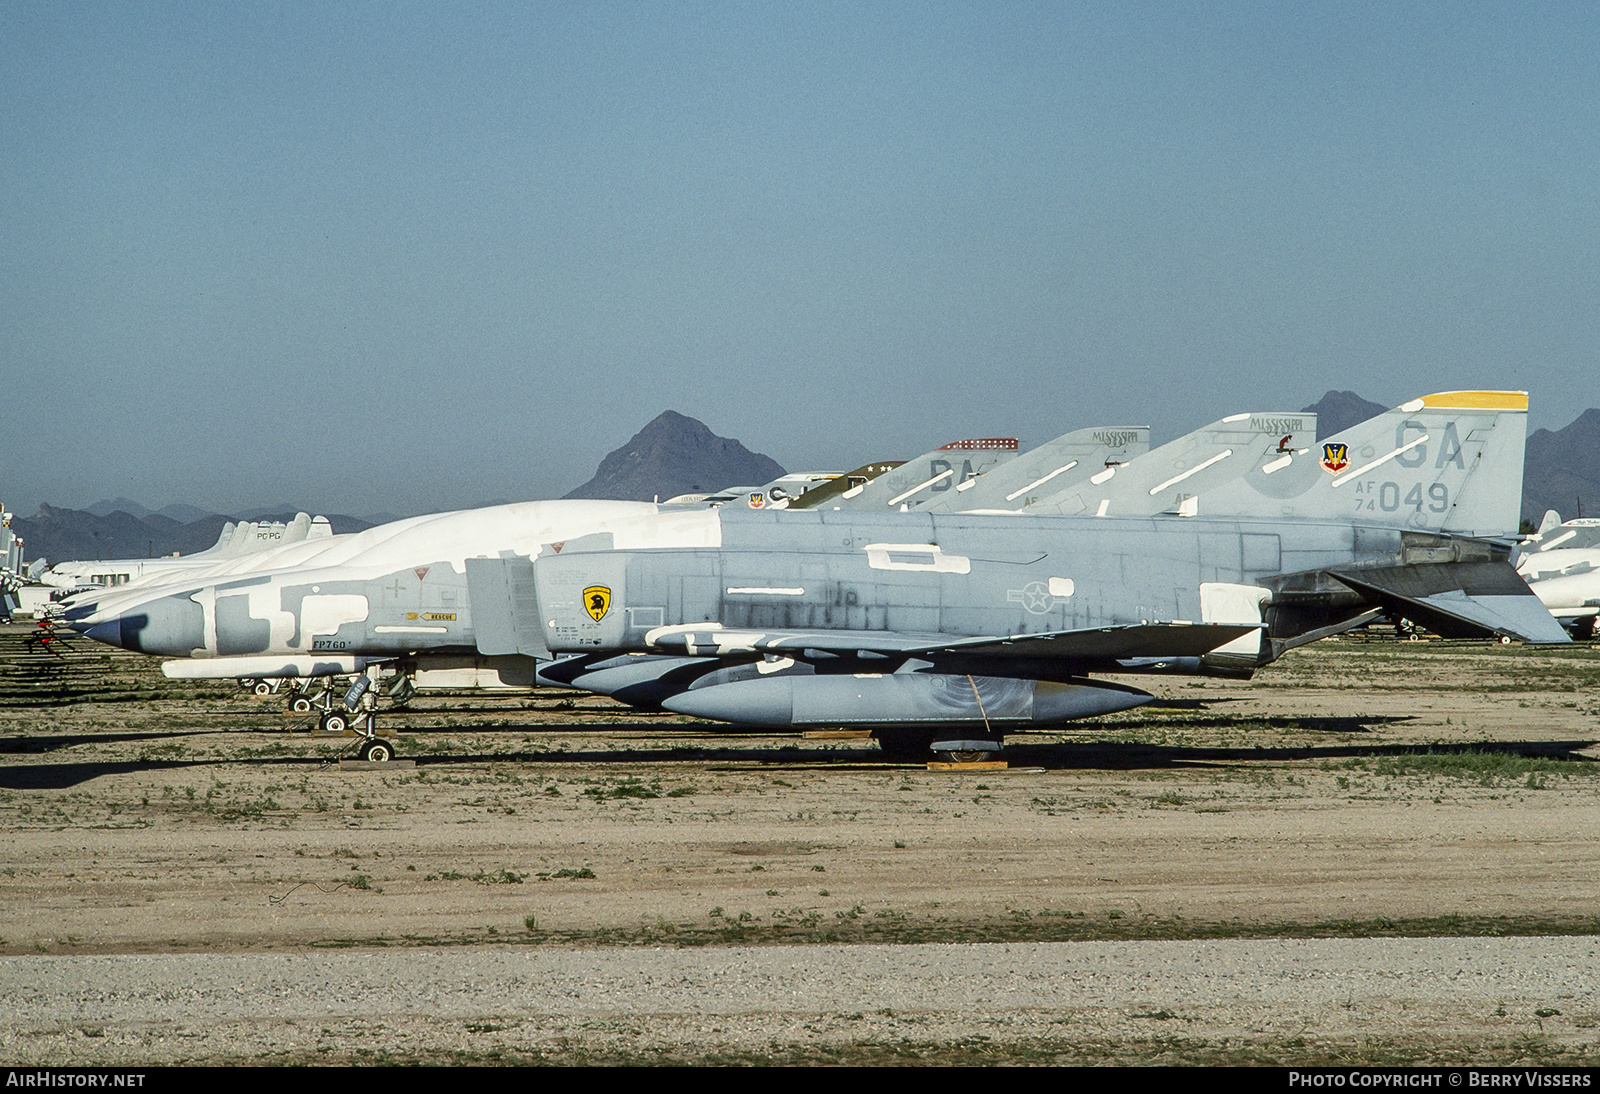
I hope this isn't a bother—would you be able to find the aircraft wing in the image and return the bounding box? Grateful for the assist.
[643,621,1259,661]
[1330,560,1571,644]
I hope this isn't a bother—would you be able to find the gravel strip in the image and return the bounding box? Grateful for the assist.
[6,936,1597,1021]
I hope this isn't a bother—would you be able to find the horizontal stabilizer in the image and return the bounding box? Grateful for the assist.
[1330,561,1570,644]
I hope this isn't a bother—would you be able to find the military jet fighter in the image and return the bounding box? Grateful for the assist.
[1515,513,1600,640]
[40,513,333,595]
[73,391,1563,763]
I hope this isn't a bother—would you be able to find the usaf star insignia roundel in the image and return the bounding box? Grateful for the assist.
[583,586,612,623]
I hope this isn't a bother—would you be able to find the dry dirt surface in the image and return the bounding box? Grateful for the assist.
[2,623,1599,1065]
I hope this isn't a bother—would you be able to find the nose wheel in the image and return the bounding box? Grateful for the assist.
[358,738,396,763]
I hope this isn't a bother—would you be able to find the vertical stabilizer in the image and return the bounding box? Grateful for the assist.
[1195,392,1528,537]
[1025,413,1316,518]
[827,439,1020,511]
[926,426,1150,512]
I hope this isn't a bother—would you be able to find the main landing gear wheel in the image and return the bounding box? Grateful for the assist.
[929,736,1003,765]
[290,697,313,714]
[319,710,351,734]
[252,681,273,696]
[934,750,991,764]
[358,738,396,763]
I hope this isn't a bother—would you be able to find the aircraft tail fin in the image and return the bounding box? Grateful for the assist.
[1195,392,1529,538]
[1027,412,1316,518]
[785,463,904,509]
[201,522,236,554]
[929,426,1150,512]
[830,440,1019,511]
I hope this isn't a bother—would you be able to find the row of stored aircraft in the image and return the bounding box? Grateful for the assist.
[47,391,1584,763]
[35,512,336,594]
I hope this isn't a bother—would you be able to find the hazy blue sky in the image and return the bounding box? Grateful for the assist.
[3,2,1596,517]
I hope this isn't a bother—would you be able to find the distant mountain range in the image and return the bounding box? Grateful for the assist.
[563,410,786,502]
[16,397,1600,567]
[1301,391,1389,440]
[1524,408,1600,522]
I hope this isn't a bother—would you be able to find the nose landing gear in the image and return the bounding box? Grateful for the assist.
[288,665,410,763]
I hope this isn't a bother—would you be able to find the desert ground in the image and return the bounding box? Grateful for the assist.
[2,622,1599,1065]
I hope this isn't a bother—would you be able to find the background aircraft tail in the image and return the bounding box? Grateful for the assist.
[827,439,1020,511]
[926,426,1150,512]
[1026,412,1315,518]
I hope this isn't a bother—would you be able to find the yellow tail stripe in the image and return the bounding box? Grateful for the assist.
[1418,391,1528,410]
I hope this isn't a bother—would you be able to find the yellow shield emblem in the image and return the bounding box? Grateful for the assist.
[582,585,612,623]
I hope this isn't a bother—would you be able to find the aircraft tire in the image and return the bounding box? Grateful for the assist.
[252,681,273,696]
[320,711,351,734]
[934,749,991,764]
[290,697,313,713]
[359,739,396,763]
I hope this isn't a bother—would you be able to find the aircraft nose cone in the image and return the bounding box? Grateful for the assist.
[83,619,127,648]
[77,595,205,655]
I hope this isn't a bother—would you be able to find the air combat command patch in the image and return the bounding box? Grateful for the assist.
[1321,442,1349,474]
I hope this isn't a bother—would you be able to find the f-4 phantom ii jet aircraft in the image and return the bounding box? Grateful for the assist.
[1515,513,1600,641]
[70,391,1566,763]
[40,513,334,595]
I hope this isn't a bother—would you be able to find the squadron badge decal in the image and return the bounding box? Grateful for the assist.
[1320,442,1349,474]
[583,585,612,623]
